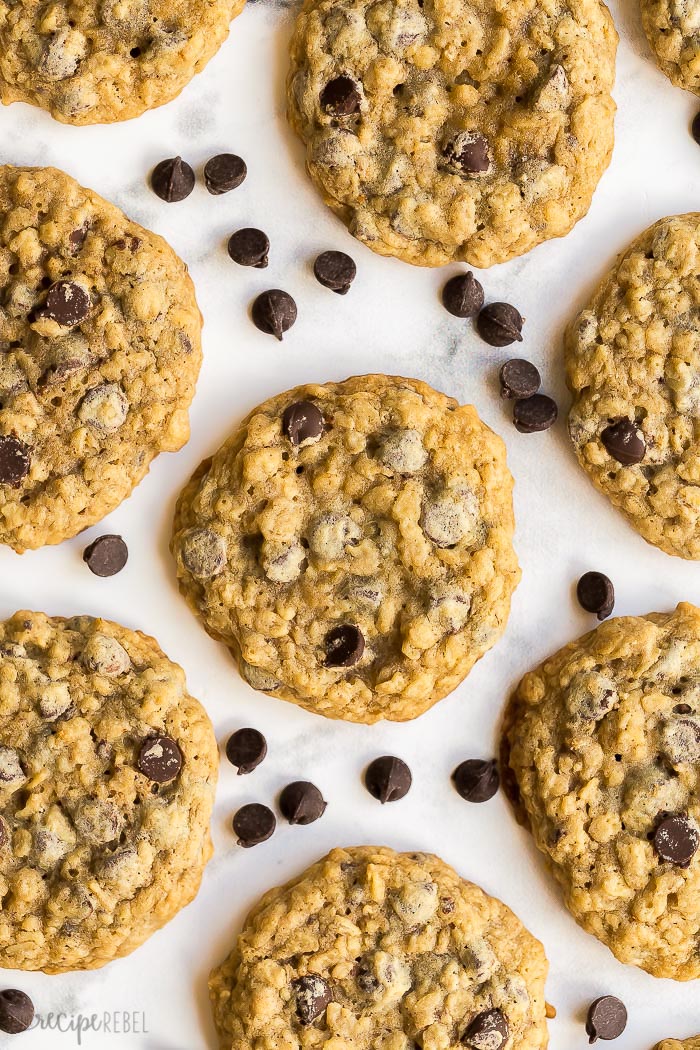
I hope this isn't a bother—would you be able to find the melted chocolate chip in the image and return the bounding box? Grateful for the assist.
[42,280,90,327]
[601,419,646,465]
[0,436,30,486]
[282,401,325,446]
[462,1008,509,1049]
[292,975,332,1025]
[653,814,699,867]
[324,624,364,667]
[137,735,182,783]
[320,76,361,116]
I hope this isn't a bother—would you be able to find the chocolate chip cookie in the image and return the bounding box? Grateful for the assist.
[0,165,202,551]
[656,1039,700,1050]
[501,602,700,980]
[0,610,218,973]
[171,374,520,723]
[209,845,550,1049]
[641,0,700,94]
[287,0,618,268]
[0,0,246,125]
[567,214,700,560]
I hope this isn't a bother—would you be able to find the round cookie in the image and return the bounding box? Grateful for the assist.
[640,0,700,95]
[210,845,550,1050]
[655,1040,700,1050]
[567,213,700,560]
[0,0,246,125]
[0,610,218,973]
[0,165,202,551]
[171,374,520,723]
[287,0,618,268]
[501,602,700,980]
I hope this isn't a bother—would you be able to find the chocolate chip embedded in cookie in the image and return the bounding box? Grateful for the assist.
[171,374,520,723]
[209,846,550,1049]
[501,601,700,979]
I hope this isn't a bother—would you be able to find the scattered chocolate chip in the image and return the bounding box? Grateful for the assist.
[204,153,247,195]
[513,394,558,433]
[282,401,325,446]
[692,111,700,145]
[233,803,276,847]
[444,132,491,176]
[150,156,195,202]
[585,996,628,1043]
[577,571,614,620]
[314,251,356,294]
[0,436,30,487]
[137,735,182,783]
[225,728,267,774]
[452,759,499,803]
[499,359,541,400]
[42,280,90,327]
[0,990,34,1035]
[364,756,412,804]
[463,1008,509,1049]
[324,624,364,667]
[441,272,484,317]
[82,534,128,577]
[653,814,699,867]
[280,781,327,825]
[252,289,297,340]
[228,228,269,268]
[292,975,332,1025]
[320,76,361,116]
[477,303,524,346]
[601,419,646,465]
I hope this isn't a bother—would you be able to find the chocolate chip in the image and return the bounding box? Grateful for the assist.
[441,272,484,317]
[0,436,30,486]
[137,735,182,783]
[233,803,276,847]
[364,756,412,803]
[462,1008,509,1049]
[43,280,90,327]
[320,76,361,116]
[324,624,364,667]
[577,571,614,620]
[601,419,646,465]
[280,781,327,825]
[225,728,267,774]
[444,132,491,176]
[692,111,700,145]
[0,990,34,1035]
[83,534,128,577]
[282,401,325,446]
[585,996,628,1043]
[204,153,247,195]
[653,814,699,867]
[150,156,195,202]
[292,975,332,1025]
[500,359,541,400]
[513,394,558,433]
[228,228,269,268]
[477,303,524,346]
[69,223,89,254]
[181,528,227,579]
[452,759,499,803]
[314,251,356,294]
[252,289,297,340]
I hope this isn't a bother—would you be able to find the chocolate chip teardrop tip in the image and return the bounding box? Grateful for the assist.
[233,803,276,847]
[251,290,297,340]
[279,781,327,825]
[225,728,267,774]
[452,759,499,803]
[0,989,34,1035]
[585,996,627,1043]
[364,756,412,803]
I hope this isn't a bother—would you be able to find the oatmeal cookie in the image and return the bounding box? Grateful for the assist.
[641,0,700,95]
[655,1040,700,1050]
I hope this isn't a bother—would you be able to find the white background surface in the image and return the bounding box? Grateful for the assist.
[1,0,700,1045]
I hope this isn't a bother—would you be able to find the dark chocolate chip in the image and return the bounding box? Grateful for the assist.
[292,975,332,1025]
[653,814,699,867]
[82,534,128,578]
[513,394,558,433]
[441,272,484,318]
[452,759,499,803]
[462,1008,509,1049]
[324,624,364,667]
[314,251,357,294]
[585,996,628,1043]
[280,781,327,825]
[320,76,361,116]
[0,436,30,486]
[692,111,700,145]
[228,228,270,268]
[137,735,182,783]
[444,133,491,175]
[0,990,34,1035]
[364,756,412,803]
[225,728,267,774]
[42,280,90,327]
[251,290,297,340]
[477,303,524,346]
[600,419,646,465]
[577,571,614,620]
[150,156,195,202]
[233,803,276,847]
[499,359,541,400]
[282,401,325,446]
[69,223,89,254]
[204,154,247,195]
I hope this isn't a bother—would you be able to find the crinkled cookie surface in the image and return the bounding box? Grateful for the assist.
[0,611,218,973]
[502,602,700,980]
[0,0,246,124]
[0,165,202,551]
[567,214,700,560]
[210,845,549,1050]
[641,0,700,95]
[287,0,617,268]
[171,374,520,724]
